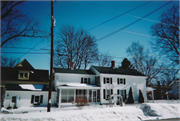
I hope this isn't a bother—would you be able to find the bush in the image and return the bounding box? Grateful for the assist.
[6,105,12,110]
[126,87,134,104]
[13,104,17,109]
[75,97,88,107]
[139,90,144,103]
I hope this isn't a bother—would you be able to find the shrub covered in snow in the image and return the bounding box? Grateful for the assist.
[127,87,134,104]
[139,89,144,103]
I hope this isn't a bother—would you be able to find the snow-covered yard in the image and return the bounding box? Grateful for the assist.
[1,101,180,121]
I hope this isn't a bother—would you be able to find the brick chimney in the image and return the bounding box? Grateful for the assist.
[71,61,74,70]
[111,60,115,69]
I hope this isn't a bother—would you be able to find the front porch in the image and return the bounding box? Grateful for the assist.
[56,83,101,108]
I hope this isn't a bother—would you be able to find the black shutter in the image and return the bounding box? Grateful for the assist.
[111,89,113,95]
[40,95,43,103]
[76,89,78,96]
[104,78,106,84]
[103,89,105,99]
[124,78,126,85]
[31,95,34,103]
[81,78,83,83]
[88,78,90,84]
[110,78,112,84]
[117,89,119,94]
[124,90,126,99]
[117,78,119,84]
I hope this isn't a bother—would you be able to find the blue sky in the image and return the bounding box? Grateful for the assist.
[1,1,179,71]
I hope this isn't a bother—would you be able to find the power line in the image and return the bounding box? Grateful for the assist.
[17,38,47,59]
[126,14,177,28]
[86,1,152,32]
[97,0,173,42]
[1,52,50,54]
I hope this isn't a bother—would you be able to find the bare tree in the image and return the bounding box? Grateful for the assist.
[96,52,114,67]
[127,42,162,85]
[54,24,98,69]
[159,63,179,86]
[1,1,47,47]
[0,56,20,67]
[150,5,179,65]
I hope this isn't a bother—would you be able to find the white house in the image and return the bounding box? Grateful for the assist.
[3,60,147,109]
[169,79,180,99]
[2,59,56,108]
[54,61,147,108]
[4,87,56,108]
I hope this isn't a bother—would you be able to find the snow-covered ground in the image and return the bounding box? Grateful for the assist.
[1,101,180,121]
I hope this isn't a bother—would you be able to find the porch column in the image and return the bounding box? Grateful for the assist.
[152,90,154,103]
[87,89,89,102]
[74,89,76,103]
[58,88,61,108]
[100,77,103,104]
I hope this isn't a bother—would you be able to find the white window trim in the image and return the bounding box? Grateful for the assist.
[18,71,29,80]
[117,78,126,85]
[104,77,112,84]
[81,78,90,84]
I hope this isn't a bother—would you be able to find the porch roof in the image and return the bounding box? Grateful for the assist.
[57,83,101,89]
[146,87,156,91]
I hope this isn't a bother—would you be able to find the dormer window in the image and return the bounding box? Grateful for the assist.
[18,72,29,80]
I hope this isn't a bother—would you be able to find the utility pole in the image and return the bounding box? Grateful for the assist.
[47,0,55,112]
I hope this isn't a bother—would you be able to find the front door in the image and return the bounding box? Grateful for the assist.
[92,90,97,102]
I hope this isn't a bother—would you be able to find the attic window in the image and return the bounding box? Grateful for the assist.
[18,72,29,80]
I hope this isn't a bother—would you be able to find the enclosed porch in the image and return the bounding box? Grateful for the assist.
[56,83,101,108]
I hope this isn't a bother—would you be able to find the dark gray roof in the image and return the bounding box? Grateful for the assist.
[53,68,95,75]
[92,66,146,76]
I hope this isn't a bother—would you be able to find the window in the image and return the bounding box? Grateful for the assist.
[120,79,123,84]
[117,90,126,99]
[177,86,179,89]
[81,78,90,84]
[104,77,112,84]
[106,90,110,99]
[31,95,43,104]
[117,78,126,85]
[103,89,113,99]
[84,78,87,83]
[35,96,40,103]
[12,96,16,103]
[18,72,29,79]
[61,89,74,103]
[107,78,110,83]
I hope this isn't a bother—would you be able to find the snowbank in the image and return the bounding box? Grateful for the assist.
[1,106,146,121]
[1,103,180,121]
[140,103,180,118]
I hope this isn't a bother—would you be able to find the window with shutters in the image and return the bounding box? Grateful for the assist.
[103,89,113,100]
[81,78,90,84]
[117,78,126,85]
[31,95,43,104]
[104,77,113,84]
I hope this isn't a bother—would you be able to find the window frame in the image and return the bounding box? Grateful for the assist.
[81,77,90,84]
[18,71,29,80]
[117,78,126,85]
[11,96,16,103]
[104,77,113,84]
[31,95,43,104]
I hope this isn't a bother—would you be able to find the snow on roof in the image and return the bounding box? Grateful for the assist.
[62,83,98,87]
[146,87,156,91]
[19,84,43,91]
